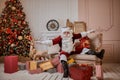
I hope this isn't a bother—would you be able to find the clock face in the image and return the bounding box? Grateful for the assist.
[46,19,59,31]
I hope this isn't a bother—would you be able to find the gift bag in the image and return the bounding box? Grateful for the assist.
[69,64,93,80]
[96,65,103,79]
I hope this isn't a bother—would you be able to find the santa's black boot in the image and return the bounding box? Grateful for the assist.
[61,60,69,78]
[86,49,105,59]
[96,49,105,59]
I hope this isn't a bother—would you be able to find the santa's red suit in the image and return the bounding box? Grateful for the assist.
[51,34,91,61]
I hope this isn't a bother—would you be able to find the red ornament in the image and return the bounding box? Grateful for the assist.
[9,39,14,44]
[10,49,13,53]
[22,21,26,24]
[20,14,23,17]
[12,18,18,23]
[25,36,32,40]
[5,1,8,5]
[3,19,7,22]
[29,36,32,40]
[6,28,12,34]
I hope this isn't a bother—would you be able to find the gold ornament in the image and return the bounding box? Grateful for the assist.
[11,43,15,47]
[3,19,7,22]
[18,36,23,40]
[9,5,12,7]
[20,14,23,17]
[11,6,16,10]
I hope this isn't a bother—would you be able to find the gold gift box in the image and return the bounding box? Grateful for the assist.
[29,61,37,70]
[39,61,54,71]
[67,58,75,64]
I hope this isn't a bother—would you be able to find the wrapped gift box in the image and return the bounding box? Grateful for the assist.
[39,61,54,71]
[26,61,43,74]
[4,55,18,73]
[51,56,60,66]
[57,63,64,73]
[18,62,26,70]
[67,58,75,64]
[26,61,30,71]
[37,60,44,68]
[29,61,37,70]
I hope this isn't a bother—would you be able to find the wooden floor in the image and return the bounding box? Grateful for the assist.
[0,63,120,80]
[102,63,120,80]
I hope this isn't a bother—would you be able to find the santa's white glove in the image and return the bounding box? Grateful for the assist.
[36,40,53,45]
[81,29,95,37]
[86,29,95,34]
[81,32,87,37]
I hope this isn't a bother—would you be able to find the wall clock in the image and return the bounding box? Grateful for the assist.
[46,19,59,31]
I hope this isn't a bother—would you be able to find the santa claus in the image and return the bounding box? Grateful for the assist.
[39,27,105,78]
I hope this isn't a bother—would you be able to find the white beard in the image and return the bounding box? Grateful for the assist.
[62,35,74,53]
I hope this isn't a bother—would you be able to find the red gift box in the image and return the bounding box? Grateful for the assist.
[26,61,30,71]
[4,55,18,73]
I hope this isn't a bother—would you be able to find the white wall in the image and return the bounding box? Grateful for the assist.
[20,0,78,38]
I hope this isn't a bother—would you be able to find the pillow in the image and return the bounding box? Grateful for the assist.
[75,36,90,53]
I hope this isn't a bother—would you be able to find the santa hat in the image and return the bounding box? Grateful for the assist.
[61,27,73,33]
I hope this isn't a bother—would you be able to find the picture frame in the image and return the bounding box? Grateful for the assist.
[74,21,86,33]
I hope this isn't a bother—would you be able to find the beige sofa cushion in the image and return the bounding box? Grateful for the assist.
[71,54,97,61]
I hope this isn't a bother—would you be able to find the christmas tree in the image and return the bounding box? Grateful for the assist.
[0,0,33,57]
